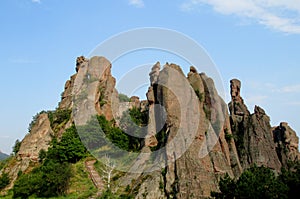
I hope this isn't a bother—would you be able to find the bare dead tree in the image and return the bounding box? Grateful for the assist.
[101,154,116,189]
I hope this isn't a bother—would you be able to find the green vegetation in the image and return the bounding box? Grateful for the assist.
[12,139,21,155]
[119,93,130,102]
[80,107,147,152]
[12,125,88,198]
[47,125,87,163]
[0,173,10,190]
[48,109,72,133]
[224,128,234,142]
[13,160,72,198]
[28,111,46,133]
[211,164,300,199]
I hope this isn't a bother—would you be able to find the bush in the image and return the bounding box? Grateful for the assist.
[12,139,21,155]
[212,165,289,199]
[0,173,10,190]
[13,161,72,198]
[119,93,130,102]
[47,125,87,163]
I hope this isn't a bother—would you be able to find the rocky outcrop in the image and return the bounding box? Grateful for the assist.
[72,56,119,125]
[2,56,300,198]
[229,79,282,171]
[1,113,54,190]
[132,63,241,199]
[273,122,300,167]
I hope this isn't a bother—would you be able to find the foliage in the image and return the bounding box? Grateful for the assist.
[38,149,47,163]
[13,125,87,198]
[118,108,148,151]
[47,125,87,163]
[12,139,21,155]
[77,116,107,151]
[211,165,289,199]
[119,93,130,102]
[67,160,97,198]
[48,109,72,131]
[0,173,10,190]
[28,111,46,133]
[98,189,134,199]
[279,162,300,199]
[224,129,234,142]
[13,160,72,198]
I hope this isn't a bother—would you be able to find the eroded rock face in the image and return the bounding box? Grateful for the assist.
[273,122,300,167]
[2,113,53,190]
[72,56,119,125]
[229,79,282,171]
[133,63,241,198]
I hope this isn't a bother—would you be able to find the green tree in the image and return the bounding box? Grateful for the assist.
[212,165,289,199]
[0,173,10,190]
[279,162,300,199]
[12,139,21,155]
[119,93,130,102]
[13,161,72,198]
[47,125,87,163]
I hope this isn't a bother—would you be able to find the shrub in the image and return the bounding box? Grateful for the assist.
[13,161,71,198]
[212,165,289,199]
[0,173,10,190]
[47,125,87,163]
[12,139,21,155]
[119,93,130,102]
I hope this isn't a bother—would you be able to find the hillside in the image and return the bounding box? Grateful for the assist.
[0,152,8,161]
[0,56,299,198]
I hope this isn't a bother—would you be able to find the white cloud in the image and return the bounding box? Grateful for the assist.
[286,101,300,106]
[32,0,41,3]
[279,84,300,93]
[181,0,300,34]
[246,95,268,105]
[128,0,145,8]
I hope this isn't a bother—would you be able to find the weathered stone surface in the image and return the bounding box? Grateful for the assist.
[273,122,300,167]
[144,64,234,198]
[1,113,53,190]
[3,56,300,198]
[73,56,119,125]
[229,79,282,171]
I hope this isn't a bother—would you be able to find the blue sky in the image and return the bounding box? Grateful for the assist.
[1,0,300,153]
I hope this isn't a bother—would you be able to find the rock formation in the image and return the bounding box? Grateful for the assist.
[273,122,300,167]
[1,113,54,190]
[229,79,282,171]
[1,56,300,198]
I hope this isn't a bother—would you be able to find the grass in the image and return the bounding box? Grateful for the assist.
[67,158,98,198]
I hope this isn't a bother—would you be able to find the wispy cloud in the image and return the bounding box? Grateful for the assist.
[181,0,300,34]
[286,101,300,106]
[31,0,41,3]
[246,95,268,105]
[128,0,145,8]
[277,84,300,93]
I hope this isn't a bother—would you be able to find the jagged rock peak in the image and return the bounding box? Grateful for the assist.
[229,78,249,116]
[149,61,160,85]
[230,79,242,102]
[273,122,300,165]
[189,66,198,73]
[75,56,88,72]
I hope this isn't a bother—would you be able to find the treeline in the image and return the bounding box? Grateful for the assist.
[212,163,300,199]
